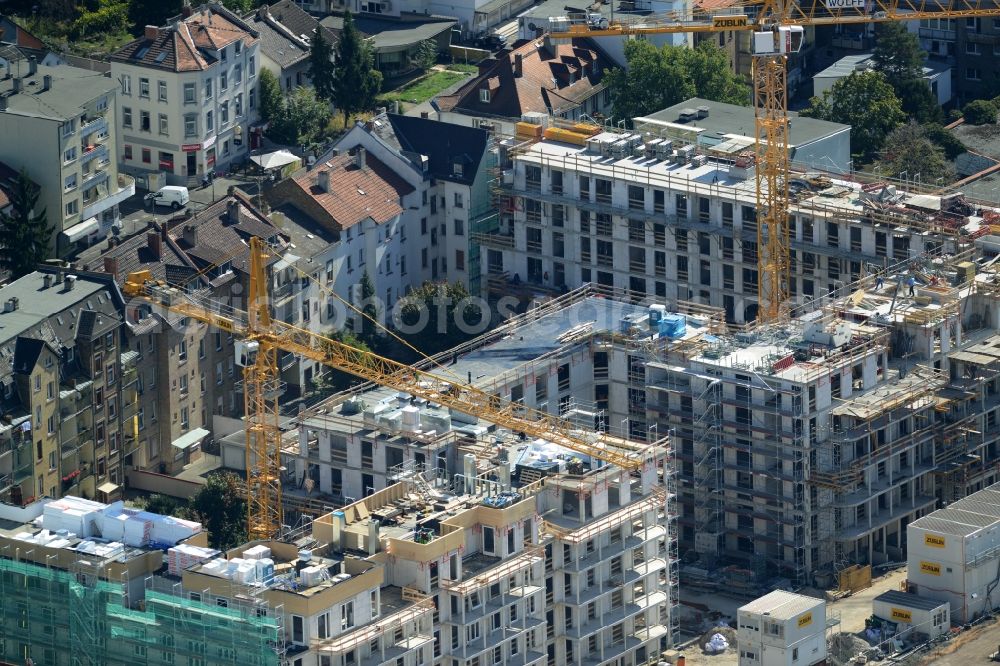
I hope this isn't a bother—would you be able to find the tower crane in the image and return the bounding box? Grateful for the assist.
[124,237,650,540]
[549,0,1000,322]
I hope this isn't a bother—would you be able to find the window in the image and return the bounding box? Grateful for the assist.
[234,63,242,84]
[120,73,131,95]
[142,148,151,164]
[220,71,228,91]
[205,78,213,99]
[178,339,188,362]
[454,192,464,208]
[123,144,133,160]
[140,110,150,132]
[454,218,464,235]
[158,80,167,102]
[967,68,981,80]
[184,114,197,138]
[158,114,168,135]
[249,88,255,109]
[63,147,77,163]
[64,174,77,192]
[221,101,229,125]
[292,616,304,644]
[62,119,76,137]
[139,77,149,98]
[184,82,196,104]
[967,42,982,55]
[206,110,214,132]
[122,107,132,128]
[235,93,243,117]
[249,55,256,77]
[479,88,491,103]
[65,200,78,217]
[456,250,465,271]
[181,407,189,429]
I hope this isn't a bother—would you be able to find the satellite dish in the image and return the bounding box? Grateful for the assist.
[528,22,537,31]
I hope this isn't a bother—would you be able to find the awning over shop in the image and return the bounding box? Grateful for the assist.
[61,216,99,243]
[172,427,209,450]
[97,481,119,494]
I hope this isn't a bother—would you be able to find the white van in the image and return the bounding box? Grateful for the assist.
[145,185,190,210]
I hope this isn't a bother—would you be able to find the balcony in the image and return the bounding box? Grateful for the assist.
[81,143,108,164]
[472,231,515,250]
[81,168,109,190]
[80,116,108,138]
[82,174,135,221]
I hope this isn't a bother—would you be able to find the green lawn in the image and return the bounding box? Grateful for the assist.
[447,63,480,74]
[380,71,469,107]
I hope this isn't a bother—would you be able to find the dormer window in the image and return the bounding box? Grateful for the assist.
[220,46,227,61]
[235,41,242,55]
[592,61,598,75]
[479,88,490,103]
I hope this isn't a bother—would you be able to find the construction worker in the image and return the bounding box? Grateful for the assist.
[875,274,884,290]
[907,275,916,296]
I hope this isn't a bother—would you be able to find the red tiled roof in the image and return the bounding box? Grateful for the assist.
[440,38,611,119]
[110,5,257,72]
[290,151,414,230]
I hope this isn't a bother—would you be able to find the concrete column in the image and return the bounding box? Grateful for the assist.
[940,322,951,354]
[863,356,878,389]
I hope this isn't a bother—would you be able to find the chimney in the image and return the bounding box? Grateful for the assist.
[65,275,77,291]
[103,256,119,281]
[355,147,366,171]
[42,275,52,289]
[0,96,6,112]
[181,1,193,18]
[514,53,523,77]
[54,272,63,284]
[227,199,241,224]
[144,25,159,41]
[28,56,36,77]
[316,169,330,193]
[183,224,198,247]
[12,78,21,94]
[420,111,429,119]
[42,75,51,92]
[147,231,162,260]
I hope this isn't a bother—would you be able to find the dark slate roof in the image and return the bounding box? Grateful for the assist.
[166,191,282,274]
[12,337,45,374]
[252,1,338,70]
[386,114,489,186]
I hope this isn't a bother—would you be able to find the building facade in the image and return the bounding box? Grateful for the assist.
[0,58,133,255]
[110,3,260,187]
[0,270,128,507]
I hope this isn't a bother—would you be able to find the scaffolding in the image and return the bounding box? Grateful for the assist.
[0,556,282,666]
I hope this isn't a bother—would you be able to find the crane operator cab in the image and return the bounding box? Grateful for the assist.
[751,25,804,55]
[236,340,260,367]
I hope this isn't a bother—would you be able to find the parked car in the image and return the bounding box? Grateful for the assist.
[145,185,190,210]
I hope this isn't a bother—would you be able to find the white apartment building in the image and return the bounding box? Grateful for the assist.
[268,112,494,371]
[110,3,260,188]
[0,57,133,255]
[482,126,973,323]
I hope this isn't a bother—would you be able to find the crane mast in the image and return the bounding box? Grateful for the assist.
[124,238,651,539]
[550,0,1000,322]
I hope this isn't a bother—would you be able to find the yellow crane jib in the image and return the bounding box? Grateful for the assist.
[123,237,654,539]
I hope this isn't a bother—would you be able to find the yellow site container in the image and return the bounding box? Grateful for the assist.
[515,122,543,140]
[570,122,601,136]
[543,127,590,146]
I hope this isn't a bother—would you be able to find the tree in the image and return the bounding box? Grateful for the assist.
[258,68,283,125]
[872,22,924,86]
[876,122,953,183]
[359,270,377,341]
[128,0,182,34]
[0,169,52,279]
[267,86,332,145]
[605,40,749,122]
[315,330,373,393]
[923,123,967,160]
[686,41,750,106]
[333,11,383,127]
[188,472,247,550]
[396,281,483,356]
[413,39,438,71]
[801,71,905,159]
[309,28,337,104]
[964,99,997,125]
[870,23,941,124]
